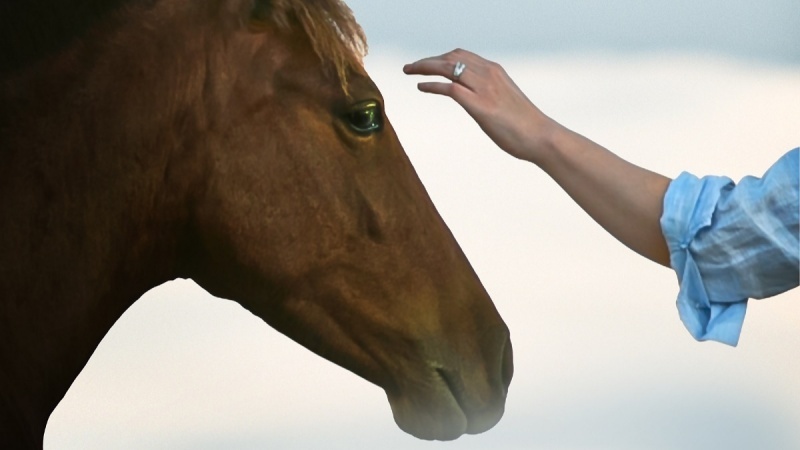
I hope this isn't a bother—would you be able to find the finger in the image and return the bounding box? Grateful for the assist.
[407,61,477,91]
[403,58,454,78]
[405,48,483,69]
[417,81,476,104]
[417,81,454,96]
[404,48,483,76]
[403,49,456,71]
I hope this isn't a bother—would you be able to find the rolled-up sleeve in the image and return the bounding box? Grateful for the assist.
[660,148,799,346]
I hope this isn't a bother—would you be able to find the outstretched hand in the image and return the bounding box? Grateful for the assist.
[403,49,555,163]
[404,49,672,267]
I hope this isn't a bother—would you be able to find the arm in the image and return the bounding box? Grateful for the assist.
[404,49,671,266]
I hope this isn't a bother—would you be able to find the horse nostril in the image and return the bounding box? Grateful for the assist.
[501,337,514,392]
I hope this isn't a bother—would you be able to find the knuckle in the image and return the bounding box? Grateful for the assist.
[488,62,507,80]
[450,48,467,61]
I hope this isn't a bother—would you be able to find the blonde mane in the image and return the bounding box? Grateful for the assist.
[267,0,368,91]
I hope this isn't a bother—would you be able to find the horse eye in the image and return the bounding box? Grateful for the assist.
[345,101,383,135]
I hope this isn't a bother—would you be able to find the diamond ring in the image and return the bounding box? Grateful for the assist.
[453,61,467,80]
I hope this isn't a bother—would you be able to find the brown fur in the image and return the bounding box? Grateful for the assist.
[262,0,367,91]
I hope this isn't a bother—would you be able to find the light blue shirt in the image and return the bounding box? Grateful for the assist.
[660,148,799,346]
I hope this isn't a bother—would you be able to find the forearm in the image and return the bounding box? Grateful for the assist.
[533,122,672,267]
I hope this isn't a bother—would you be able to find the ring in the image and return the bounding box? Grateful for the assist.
[453,61,467,79]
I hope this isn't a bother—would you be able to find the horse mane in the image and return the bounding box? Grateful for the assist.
[266,0,368,92]
[0,0,368,86]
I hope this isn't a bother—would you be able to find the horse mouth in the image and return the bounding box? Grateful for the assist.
[382,332,513,441]
[434,367,469,421]
[386,364,507,441]
[435,366,507,436]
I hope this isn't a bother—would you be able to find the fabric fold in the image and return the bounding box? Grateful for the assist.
[660,148,799,346]
[662,172,746,346]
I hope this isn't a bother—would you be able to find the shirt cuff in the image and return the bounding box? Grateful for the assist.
[661,172,747,346]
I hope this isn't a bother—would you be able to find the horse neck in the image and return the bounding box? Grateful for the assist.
[0,24,196,442]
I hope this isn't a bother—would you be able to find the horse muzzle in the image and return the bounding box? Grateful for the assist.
[385,326,514,441]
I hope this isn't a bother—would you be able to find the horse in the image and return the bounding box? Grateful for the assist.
[0,1,513,447]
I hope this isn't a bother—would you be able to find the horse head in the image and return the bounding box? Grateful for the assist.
[175,1,513,439]
[0,0,512,443]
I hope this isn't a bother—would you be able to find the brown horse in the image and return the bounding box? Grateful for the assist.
[0,0,513,447]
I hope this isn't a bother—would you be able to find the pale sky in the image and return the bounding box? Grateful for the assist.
[45,2,800,449]
[347,0,800,65]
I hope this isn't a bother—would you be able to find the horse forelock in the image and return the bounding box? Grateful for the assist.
[266,0,368,94]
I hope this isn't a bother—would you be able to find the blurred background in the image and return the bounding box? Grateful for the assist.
[346,0,800,64]
[46,1,799,449]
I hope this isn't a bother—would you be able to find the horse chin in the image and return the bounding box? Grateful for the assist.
[384,372,506,441]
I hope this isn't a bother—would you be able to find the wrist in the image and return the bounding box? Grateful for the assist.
[520,116,565,170]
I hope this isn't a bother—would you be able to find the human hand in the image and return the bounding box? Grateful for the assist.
[403,49,556,163]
